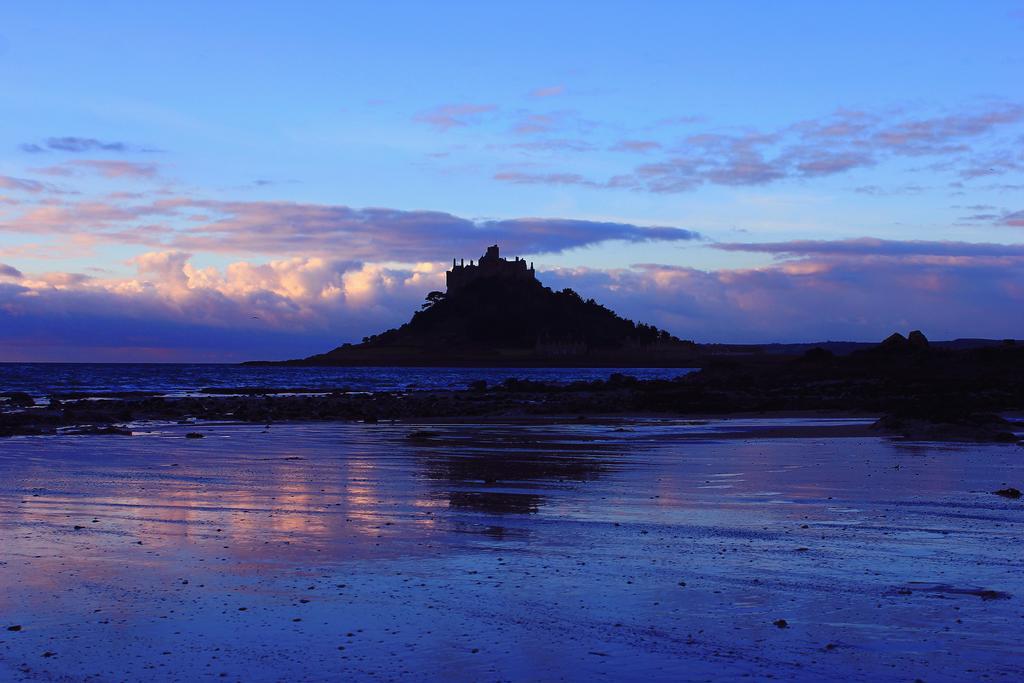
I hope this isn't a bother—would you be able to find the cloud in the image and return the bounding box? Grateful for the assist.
[493,171,602,187]
[852,184,926,196]
[492,103,1024,193]
[511,113,561,135]
[713,238,1024,258]
[0,199,177,235]
[4,237,1022,361]
[19,137,158,154]
[509,110,593,136]
[958,151,1024,179]
[0,175,47,193]
[31,160,160,179]
[610,140,662,153]
[510,139,596,152]
[529,85,566,98]
[539,245,1024,343]
[0,253,445,361]
[167,201,701,257]
[68,160,160,179]
[870,105,1024,155]
[414,104,497,131]
[0,193,700,258]
[1003,210,1024,227]
[0,263,22,279]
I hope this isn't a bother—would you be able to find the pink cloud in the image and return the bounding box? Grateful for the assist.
[2,237,1023,360]
[542,245,1024,342]
[69,160,160,179]
[510,139,596,152]
[511,113,559,135]
[0,175,47,193]
[529,85,566,98]
[494,103,1024,193]
[610,140,662,153]
[414,103,497,131]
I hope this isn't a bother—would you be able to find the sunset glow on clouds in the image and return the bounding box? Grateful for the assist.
[1,2,1022,360]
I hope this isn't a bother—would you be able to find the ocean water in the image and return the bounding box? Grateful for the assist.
[0,363,695,399]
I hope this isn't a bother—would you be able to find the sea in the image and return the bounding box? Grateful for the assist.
[0,363,695,399]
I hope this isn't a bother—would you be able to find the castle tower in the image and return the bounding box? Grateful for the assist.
[446,244,536,294]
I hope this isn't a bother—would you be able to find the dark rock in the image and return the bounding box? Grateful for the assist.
[907,330,930,349]
[64,425,132,436]
[994,487,1021,499]
[185,432,204,439]
[773,619,789,628]
[873,413,1019,443]
[6,625,22,632]
[799,347,835,363]
[1,392,35,408]
[880,332,908,349]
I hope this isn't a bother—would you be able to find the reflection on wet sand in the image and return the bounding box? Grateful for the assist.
[405,428,620,514]
[0,419,1022,682]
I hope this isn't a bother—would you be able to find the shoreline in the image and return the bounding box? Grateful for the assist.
[2,386,1022,443]
[3,404,1021,444]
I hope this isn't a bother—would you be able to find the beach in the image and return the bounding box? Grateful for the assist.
[2,417,1022,681]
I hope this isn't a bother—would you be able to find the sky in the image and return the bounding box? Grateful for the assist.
[1,1,1022,361]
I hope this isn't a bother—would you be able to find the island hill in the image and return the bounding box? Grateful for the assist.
[255,245,699,367]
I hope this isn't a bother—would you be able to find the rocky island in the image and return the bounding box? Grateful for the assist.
[247,244,699,367]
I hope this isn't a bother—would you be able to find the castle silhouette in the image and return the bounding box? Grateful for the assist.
[447,245,535,294]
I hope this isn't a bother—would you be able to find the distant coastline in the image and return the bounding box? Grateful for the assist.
[243,337,1019,367]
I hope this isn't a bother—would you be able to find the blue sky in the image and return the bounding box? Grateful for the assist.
[1,1,1022,360]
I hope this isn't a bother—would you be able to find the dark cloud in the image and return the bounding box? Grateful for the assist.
[0,195,700,258]
[169,201,702,258]
[19,137,160,154]
[0,263,23,278]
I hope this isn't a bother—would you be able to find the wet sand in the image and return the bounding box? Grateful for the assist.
[1,418,1022,681]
